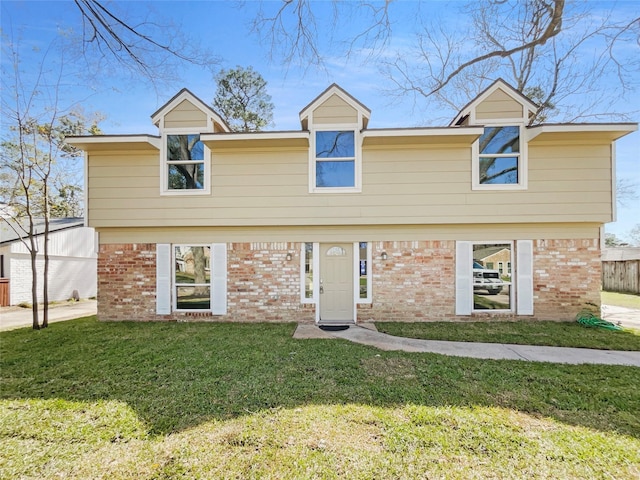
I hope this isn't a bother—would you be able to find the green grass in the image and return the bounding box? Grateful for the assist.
[1,318,639,479]
[376,320,640,351]
[602,290,640,309]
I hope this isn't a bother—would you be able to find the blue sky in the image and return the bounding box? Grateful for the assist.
[2,0,638,239]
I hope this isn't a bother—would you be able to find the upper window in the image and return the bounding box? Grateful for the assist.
[163,133,209,194]
[473,125,526,190]
[312,130,359,191]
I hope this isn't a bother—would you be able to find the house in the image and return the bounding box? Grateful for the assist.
[0,217,97,306]
[66,80,637,323]
[473,246,512,278]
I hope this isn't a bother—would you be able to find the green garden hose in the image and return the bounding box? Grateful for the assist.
[576,310,622,331]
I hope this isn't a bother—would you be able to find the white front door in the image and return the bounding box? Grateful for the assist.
[319,243,354,323]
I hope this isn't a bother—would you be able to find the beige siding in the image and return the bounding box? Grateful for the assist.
[86,138,614,228]
[313,94,358,124]
[476,88,524,120]
[164,99,208,128]
[97,223,601,244]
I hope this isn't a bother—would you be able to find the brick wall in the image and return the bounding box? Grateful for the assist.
[98,244,157,321]
[533,238,601,320]
[227,243,314,323]
[98,238,600,323]
[98,243,314,323]
[359,241,456,322]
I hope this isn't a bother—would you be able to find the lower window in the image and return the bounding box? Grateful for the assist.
[174,245,211,310]
[472,243,512,311]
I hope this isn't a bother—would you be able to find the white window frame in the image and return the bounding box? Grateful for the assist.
[160,128,211,196]
[172,244,213,312]
[309,126,362,193]
[472,122,527,191]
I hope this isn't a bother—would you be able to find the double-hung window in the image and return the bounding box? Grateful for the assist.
[312,130,359,191]
[162,132,210,194]
[174,245,211,310]
[473,125,527,189]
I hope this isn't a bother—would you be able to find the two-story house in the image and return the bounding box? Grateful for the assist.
[67,79,637,324]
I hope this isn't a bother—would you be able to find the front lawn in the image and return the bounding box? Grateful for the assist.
[1,318,639,479]
[376,320,640,351]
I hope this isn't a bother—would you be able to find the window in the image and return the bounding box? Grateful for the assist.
[304,242,314,300]
[174,245,211,310]
[358,242,371,301]
[472,243,512,311]
[163,133,209,194]
[312,130,359,191]
[473,125,526,189]
[456,240,533,316]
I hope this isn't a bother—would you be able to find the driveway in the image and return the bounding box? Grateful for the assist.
[0,300,97,331]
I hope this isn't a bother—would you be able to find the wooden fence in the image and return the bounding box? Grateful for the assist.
[0,278,9,307]
[602,260,640,294]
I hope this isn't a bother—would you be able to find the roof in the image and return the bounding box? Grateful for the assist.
[0,218,86,246]
[473,246,510,261]
[602,247,640,261]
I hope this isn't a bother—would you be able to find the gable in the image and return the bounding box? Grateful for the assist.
[164,99,208,128]
[313,94,358,125]
[475,88,524,121]
[299,84,370,130]
[451,79,538,125]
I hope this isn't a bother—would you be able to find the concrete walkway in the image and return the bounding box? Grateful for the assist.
[0,300,97,331]
[294,322,640,367]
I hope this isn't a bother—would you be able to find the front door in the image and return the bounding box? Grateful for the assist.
[319,243,354,323]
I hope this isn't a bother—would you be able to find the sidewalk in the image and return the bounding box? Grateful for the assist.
[0,300,97,331]
[294,319,640,367]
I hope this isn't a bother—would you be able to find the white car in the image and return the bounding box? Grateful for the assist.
[473,261,503,295]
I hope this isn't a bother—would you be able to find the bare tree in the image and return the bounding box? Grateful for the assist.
[248,1,638,124]
[1,39,100,329]
[72,0,221,87]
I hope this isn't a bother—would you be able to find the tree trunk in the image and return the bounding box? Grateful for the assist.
[42,214,50,328]
[29,247,39,330]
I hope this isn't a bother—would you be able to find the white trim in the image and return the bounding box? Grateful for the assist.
[156,243,171,315]
[151,89,229,131]
[472,124,528,191]
[455,241,472,315]
[516,240,534,315]
[211,243,227,315]
[361,127,484,138]
[65,135,161,149]
[299,84,371,125]
[612,142,617,222]
[202,131,310,143]
[526,123,638,141]
[313,242,321,323]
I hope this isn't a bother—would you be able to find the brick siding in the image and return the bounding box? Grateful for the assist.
[97,238,600,323]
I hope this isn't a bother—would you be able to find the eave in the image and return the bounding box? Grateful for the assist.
[526,123,638,143]
[201,131,310,150]
[65,134,161,152]
[362,127,484,146]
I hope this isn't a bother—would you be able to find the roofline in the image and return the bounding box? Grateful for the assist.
[201,130,309,142]
[65,134,161,149]
[362,126,484,137]
[526,122,638,141]
[0,219,86,246]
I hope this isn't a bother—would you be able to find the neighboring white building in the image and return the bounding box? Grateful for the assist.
[0,218,97,306]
